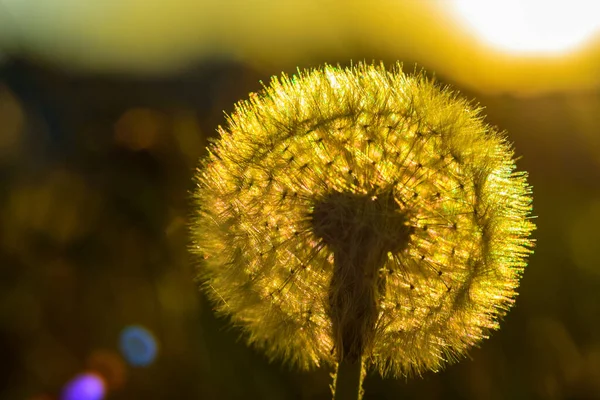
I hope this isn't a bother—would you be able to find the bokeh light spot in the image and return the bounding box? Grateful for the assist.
[114,108,165,151]
[60,373,105,400]
[119,325,158,367]
[86,349,127,390]
[452,0,600,53]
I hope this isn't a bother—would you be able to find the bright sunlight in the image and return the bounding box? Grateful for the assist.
[452,0,600,53]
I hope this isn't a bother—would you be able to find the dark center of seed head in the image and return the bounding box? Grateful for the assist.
[309,189,414,362]
[310,190,414,256]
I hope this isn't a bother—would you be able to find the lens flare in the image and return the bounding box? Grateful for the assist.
[452,0,600,53]
[60,373,105,400]
[119,325,158,367]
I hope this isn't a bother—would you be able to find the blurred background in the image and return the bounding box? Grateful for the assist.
[0,1,599,399]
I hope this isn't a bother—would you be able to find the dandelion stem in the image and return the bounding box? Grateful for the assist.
[333,356,364,400]
[313,191,411,399]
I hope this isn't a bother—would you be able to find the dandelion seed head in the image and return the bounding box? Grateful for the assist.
[191,62,535,377]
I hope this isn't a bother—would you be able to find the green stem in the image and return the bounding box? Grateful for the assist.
[333,355,364,400]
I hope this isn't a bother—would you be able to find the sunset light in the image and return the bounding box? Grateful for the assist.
[452,0,600,53]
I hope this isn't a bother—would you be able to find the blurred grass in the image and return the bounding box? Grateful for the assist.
[0,58,600,400]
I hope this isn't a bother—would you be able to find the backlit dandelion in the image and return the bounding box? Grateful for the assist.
[191,62,535,397]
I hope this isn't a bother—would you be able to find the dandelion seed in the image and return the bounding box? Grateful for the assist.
[191,62,535,383]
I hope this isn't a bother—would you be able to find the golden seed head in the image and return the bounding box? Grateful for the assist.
[191,62,535,377]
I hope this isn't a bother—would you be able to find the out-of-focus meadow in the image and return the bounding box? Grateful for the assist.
[1,1,600,399]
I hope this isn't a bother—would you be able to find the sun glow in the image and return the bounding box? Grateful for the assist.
[452,0,600,53]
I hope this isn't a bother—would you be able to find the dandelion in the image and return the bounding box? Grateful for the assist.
[191,62,535,399]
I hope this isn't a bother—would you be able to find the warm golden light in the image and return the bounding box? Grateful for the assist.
[191,63,535,377]
[453,0,600,53]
